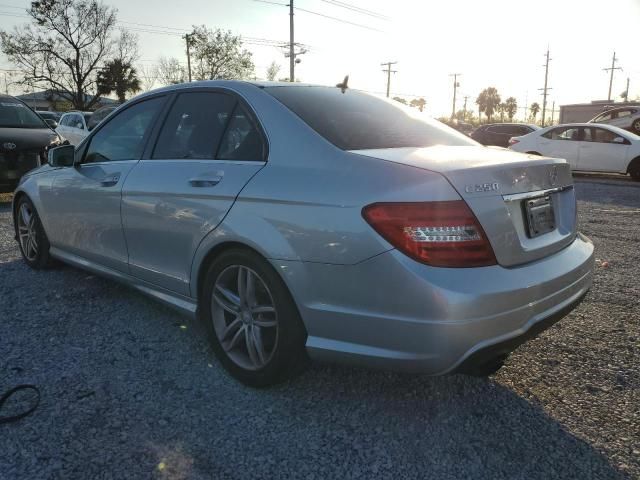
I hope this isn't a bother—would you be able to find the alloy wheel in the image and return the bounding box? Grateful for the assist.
[17,203,38,262]
[211,265,279,370]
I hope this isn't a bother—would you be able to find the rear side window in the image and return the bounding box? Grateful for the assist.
[84,97,164,163]
[217,106,265,160]
[265,86,476,150]
[153,92,236,160]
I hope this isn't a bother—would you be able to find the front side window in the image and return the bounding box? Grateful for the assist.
[265,86,476,150]
[217,106,265,160]
[84,97,164,163]
[153,92,235,160]
[0,100,48,129]
[595,111,613,122]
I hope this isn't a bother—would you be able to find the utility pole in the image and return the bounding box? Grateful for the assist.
[550,100,555,125]
[603,51,622,101]
[289,0,295,81]
[450,73,461,120]
[184,34,192,82]
[381,61,397,98]
[463,95,469,121]
[624,77,630,102]
[523,91,528,121]
[539,48,552,128]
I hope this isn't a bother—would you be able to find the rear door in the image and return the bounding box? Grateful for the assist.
[578,127,630,172]
[121,89,267,295]
[537,126,581,168]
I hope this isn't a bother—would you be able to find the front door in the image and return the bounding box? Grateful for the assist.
[121,90,267,295]
[537,126,581,169]
[578,127,630,173]
[49,96,166,273]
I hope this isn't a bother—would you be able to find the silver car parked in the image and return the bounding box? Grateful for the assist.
[13,81,594,386]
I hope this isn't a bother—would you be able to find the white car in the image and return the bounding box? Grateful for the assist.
[589,106,640,134]
[56,111,92,145]
[509,123,640,179]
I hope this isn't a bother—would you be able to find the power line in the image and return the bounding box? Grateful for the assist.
[318,0,390,20]
[294,6,384,32]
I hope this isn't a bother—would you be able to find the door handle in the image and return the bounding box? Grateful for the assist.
[100,174,120,187]
[189,176,222,187]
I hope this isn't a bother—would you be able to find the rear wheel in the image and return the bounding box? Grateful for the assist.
[631,119,640,135]
[200,248,308,387]
[14,196,54,269]
[629,160,640,180]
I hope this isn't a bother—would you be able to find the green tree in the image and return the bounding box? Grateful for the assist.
[530,102,541,122]
[0,0,128,110]
[476,87,501,122]
[392,96,407,105]
[266,61,280,81]
[189,26,254,80]
[409,97,426,112]
[505,97,518,121]
[97,59,140,103]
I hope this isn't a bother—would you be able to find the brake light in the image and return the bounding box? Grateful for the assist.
[362,201,496,267]
[508,138,520,145]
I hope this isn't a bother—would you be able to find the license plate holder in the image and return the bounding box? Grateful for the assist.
[523,195,555,238]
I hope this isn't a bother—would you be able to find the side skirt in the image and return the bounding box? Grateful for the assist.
[49,247,198,319]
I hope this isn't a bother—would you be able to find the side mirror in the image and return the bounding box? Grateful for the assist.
[48,144,75,167]
[45,119,58,129]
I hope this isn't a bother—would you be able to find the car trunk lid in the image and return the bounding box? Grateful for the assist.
[353,146,576,267]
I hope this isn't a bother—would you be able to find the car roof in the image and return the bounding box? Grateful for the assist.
[540,122,639,137]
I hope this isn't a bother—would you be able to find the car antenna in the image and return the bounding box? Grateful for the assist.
[336,75,349,94]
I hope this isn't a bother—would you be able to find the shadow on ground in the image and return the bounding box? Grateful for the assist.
[0,258,625,479]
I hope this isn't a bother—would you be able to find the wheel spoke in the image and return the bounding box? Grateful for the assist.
[225,324,245,352]
[251,326,267,365]
[30,235,38,254]
[213,286,241,314]
[237,267,247,305]
[251,305,275,314]
[245,269,256,307]
[254,318,277,328]
[19,204,31,226]
[245,326,259,367]
[221,316,242,340]
[18,225,28,233]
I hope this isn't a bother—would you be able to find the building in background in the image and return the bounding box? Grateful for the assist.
[15,90,118,112]
[559,100,640,124]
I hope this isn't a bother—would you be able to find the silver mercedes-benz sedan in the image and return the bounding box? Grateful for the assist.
[12,81,594,386]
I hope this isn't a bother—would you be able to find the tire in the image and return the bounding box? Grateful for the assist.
[14,196,54,269]
[631,119,640,135]
[629,158,640,181]
[463,354,508,377]
[200,248,308,387]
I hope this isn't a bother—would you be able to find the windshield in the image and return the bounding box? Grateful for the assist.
[265,86,477,150]
[0,100,48,128]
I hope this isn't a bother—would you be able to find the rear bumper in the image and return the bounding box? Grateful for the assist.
[272,233,594,374]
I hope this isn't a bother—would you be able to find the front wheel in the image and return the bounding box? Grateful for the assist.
[200,248,308,387]
[631,119,640,135]
[14,196,54,269]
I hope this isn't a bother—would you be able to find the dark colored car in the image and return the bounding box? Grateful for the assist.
[0,95,63,193]
[471,123,540,147]
[87,105,118,131]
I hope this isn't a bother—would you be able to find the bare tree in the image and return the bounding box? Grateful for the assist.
[155,56,186,86]
[189,26,254,80]
[137,64,158,92]
[0,0,124,110]
[266,61,280,81]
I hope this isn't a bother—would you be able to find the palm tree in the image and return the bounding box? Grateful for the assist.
[97,59,141,103]
[498,102,507,122]
[476,87,501,122]
[505,97,518,121]
[530,102,541,123]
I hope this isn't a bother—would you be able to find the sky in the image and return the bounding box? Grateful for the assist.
[1,0,640,118]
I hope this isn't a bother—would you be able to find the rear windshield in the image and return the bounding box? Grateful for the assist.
[0,100,47,128]
[265,86,477,150]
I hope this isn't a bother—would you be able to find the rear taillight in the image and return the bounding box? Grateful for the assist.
[508,138,520,145]
[362,201,497,267]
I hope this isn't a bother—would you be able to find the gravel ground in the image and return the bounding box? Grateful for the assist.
[0,178,638,480]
